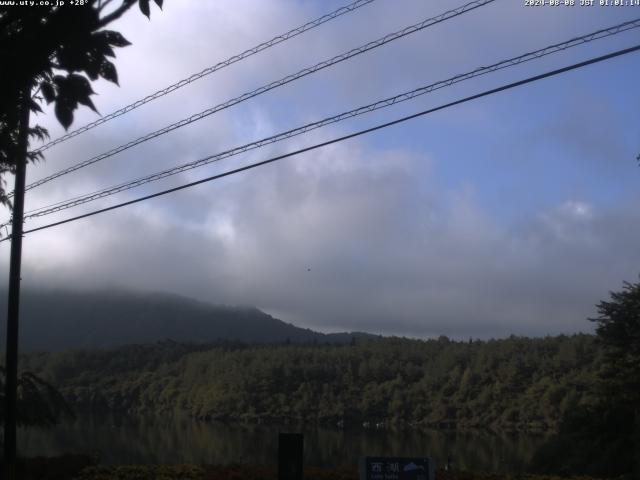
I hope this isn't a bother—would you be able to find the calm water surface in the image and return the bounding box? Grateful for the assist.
[19,415,547,473]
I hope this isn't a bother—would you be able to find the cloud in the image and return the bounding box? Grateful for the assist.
[10,134,640,339]
[1,0,639,340]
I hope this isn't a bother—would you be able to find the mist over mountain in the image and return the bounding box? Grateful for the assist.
[0,289,375,352]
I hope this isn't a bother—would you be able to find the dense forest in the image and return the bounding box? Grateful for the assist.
[21,335,600,432]
[9,279,638,477]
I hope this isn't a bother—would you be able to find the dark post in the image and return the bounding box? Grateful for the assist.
[3,90,31,477]
[278,433,303,480]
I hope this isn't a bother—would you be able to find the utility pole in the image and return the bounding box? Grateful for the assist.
[3,89,31,478]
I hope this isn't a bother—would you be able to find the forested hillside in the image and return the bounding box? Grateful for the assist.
[0,289,373,351]
[21,335,600,432]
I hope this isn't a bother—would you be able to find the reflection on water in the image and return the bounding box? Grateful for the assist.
[19,415,547,473]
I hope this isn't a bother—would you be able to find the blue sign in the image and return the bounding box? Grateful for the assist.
[359,457,435,480]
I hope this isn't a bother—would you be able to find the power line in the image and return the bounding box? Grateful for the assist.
[31,0,378,155]
[5,43,638,242]
[19,0,496,195]
[22,17,640,220]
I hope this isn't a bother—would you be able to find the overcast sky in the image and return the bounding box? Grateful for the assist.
[1,0,639,338]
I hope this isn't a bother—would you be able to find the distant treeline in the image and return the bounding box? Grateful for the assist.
[21,334,601,432]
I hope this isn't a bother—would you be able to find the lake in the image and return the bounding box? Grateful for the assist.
[18,415,547,473]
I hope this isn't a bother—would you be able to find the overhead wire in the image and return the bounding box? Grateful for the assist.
[18,0,496,195]
[21,17,640,220]
[3,43,637,242]
[31,0,378,154]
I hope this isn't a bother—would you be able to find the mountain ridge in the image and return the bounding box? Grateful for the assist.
[0,288,377,352]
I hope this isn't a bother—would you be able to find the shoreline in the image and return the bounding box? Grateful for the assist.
[6,457,609,480]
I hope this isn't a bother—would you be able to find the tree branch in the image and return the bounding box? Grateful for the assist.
[98,0,117,13]
[97,0,137,28]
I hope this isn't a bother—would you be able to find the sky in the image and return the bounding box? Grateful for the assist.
[1,0,639,339]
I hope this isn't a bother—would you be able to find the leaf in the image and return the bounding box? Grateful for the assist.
[66,74,99,114]
[99,60,118,85]
[154,0,163,8]
[55,101,74,130]
[29,99,43,114]
[54,74,95,110]
[78,95,98,114]
[139,0,150,18]
[67,73,95,97]
[27,151,44,163]
[53,75,66,88]
[88,32,123,64]
[40,81,56,104]
[56,44,88,72]
[103,45,116,58]
[84,56,102,81]
[28,125,49,142]
[100,30,131,48]
[52,75,86,129]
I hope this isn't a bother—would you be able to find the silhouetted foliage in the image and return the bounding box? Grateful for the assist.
[591,277,640,408]
[531,277,640,478]
[0,0,163,205]
[0,366,73,427]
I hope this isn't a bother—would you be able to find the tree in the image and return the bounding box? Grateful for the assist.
[590,277,640,408]
[0,367,73,428]
[0,1,164,474]
[0,0,163,205]
[531,278,640,477]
